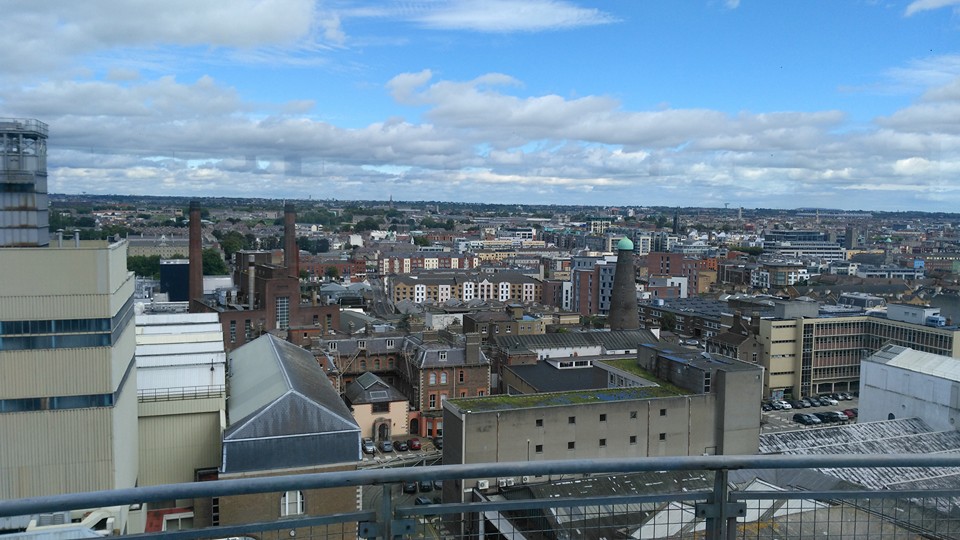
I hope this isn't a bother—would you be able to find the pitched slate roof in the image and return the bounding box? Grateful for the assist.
[491,329,658,354]
[223,334,360,472]
[343,372,407,405]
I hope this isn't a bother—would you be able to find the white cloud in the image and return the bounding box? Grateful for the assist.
[905,0,960,16]
[410,0,617,32]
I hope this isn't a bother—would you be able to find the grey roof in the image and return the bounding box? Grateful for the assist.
[759,417,960,491]
[865,344,960,382]
[223,334,360,473]
[504,363,610,392]
[344,372,407,405]
[490,329,658,355]
[323,334,405,357]
[402,334,490,368]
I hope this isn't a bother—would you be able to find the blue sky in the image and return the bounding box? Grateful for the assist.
[3,1,960,210]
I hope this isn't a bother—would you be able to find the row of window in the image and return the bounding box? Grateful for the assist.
[0,355,134,414]
[427,370,465,385]
[534,409,668,427]
[0,296,134,351]
[532,433,668,453]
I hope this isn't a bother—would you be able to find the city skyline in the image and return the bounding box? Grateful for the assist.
[2,1,960,210]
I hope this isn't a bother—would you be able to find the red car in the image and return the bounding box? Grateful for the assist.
[407,438,421,450]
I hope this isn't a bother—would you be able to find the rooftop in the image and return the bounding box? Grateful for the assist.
[447,385,687,413]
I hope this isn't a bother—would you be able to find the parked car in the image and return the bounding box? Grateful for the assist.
[394,440,409,451]
[805,397,821,407]
[819,396,839,406]
[379,440,393,453]
[793,413,821,425]
[403,480,418,494]
[814,412,836,423]
[433,436,443,449]
[829,411,850,422]
[419,480,433,492]
[407,438,422,450]
[362,438,376,455]
[778,400,793,410]
[414,496,433,505]
[842,409,858,419]
[800,398,812,408]
[838,392,852,401]
[433,480,443,491]
[788,400,805,409]
[761,402,772,412]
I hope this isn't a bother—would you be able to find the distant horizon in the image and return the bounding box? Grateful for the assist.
[48,192,960,218]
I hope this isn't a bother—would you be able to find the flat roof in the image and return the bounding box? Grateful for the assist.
[448,385,688,413]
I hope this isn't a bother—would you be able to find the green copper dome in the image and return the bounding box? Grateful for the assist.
[617,237,634,251]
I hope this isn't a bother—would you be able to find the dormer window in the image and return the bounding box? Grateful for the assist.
[386,339,395,349]
[329,342,337,351]
[439,351,447,361]
[358,340,366,350]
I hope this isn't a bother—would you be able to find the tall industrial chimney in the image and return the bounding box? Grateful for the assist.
[283,202,299,278]
[188,201,203,311]
[608,237,640,331]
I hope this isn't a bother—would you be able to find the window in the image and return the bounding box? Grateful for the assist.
[439,351,447,361]
[440,372,447,384]
[229,320,236,343]
[659,433,666,441]
[478,390,485,396]
[629,435,637,444]
[460,391,467,397]
[244,320,252,339]
[280,490,303,516]
[536,418,543,427]
[360,359,366,370]
[372,402,389,413]
[329,341,337,351]
[599,438,607,447]
[568,416,576,424]
[429,394,437,409]
[387,339,395,348]
[459,370,464,383]
[358,340,366,350]
[429,373,437,385]
[275,297,290,330]
[660,408,667,417]
[535,444,543,453]
[599,413,607,422]
[567,441,575,450]
[630,411,637,419]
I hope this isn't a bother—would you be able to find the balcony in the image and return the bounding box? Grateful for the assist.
[2,454,960,539]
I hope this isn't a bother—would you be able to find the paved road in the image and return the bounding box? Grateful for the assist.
[761,397,860,434]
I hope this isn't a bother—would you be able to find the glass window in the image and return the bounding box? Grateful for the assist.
[280,490,303,516]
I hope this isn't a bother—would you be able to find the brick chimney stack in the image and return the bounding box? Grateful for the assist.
[284,202,299,278]
[188,201,203,312]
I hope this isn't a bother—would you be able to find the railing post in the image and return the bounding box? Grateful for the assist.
[380,485,392,539]
[696,468,744,540]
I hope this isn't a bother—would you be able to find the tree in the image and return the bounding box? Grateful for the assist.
[324,266,340,280]
[202,248,230,275]
[413,236,431,247]
[660,312,677,332]
[128,255,162,278]
[215,230,248,260]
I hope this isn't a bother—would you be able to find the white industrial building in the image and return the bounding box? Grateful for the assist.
[859,344,960,431]
[134,309,226,486]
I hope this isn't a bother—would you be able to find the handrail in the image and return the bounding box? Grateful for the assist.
[4,453,960,517]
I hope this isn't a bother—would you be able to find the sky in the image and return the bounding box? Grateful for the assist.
[3,1,960,211]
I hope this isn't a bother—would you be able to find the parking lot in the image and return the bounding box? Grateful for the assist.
[761,397,860,434]
[360,436,442,468]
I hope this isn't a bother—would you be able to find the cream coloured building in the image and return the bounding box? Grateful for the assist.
[135,310,226,486]
[0,238,138,499]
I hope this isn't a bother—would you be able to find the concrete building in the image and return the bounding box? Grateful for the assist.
[759,300,960,399]
[134,310,226,486]
[859,345,960,431]
[0,237,138,499]
[442,345,762,496]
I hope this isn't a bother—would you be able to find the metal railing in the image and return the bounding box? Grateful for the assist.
[3,454,960,539]
[137,385,225,402]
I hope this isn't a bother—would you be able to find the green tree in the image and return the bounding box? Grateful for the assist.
[128,255,162,278]
[324,266,340,280]
[215,230,249,260]
[660,312,677,332]
[202,248,230,275]
[413,236,431,247]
